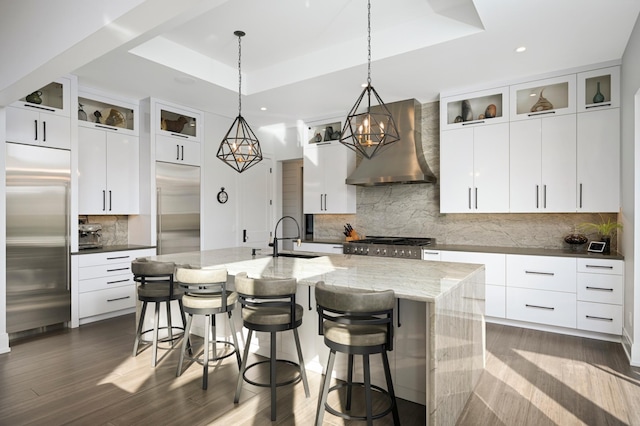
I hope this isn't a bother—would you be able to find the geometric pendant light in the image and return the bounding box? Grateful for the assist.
[340,0,400,159]
[217,30,263,173]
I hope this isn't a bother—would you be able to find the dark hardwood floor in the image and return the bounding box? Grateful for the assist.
[1,315,639,425]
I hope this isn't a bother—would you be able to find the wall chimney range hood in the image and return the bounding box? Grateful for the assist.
[345,99,436,186]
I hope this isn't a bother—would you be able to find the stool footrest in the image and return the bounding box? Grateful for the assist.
[325,382,394,421]
[243,359,303,388]
[181,339,238,366]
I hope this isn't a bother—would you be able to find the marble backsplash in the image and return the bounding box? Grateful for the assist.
[80,215,129,246]
[313,101,619,251]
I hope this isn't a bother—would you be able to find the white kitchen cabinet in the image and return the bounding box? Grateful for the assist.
[293,242,343,254]
[510,114,576,212]
[577,66,620,112]
[422,249,441,261]
[78,88,138,136]
[510,74,576,121]
[6,106,71,149]
[440,123,509,213]
[576,258,623,335]
[303,142,356,214]
[78,126,139,214]
[577,108,620,212]
[506,254,576,292]
[441,251,507,318]
[73,248,155,326]
[155,134,201,166]
[507,287,577,329]
[440,86,509,130]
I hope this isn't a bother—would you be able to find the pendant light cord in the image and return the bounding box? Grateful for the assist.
[237,33,242,116]
[367,0,371,86]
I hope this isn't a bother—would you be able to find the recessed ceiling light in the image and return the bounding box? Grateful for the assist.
[260,107,267,111]
[515,46,526,53]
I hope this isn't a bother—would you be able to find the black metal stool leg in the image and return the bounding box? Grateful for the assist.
[270,331,277,421]
[152,302,160,367]
[176,314,193,377]
[363,354,373,426]
[382,350,401,425]
[133,301,148,357]
[166,300,173,341]
[178,298,191,354]
[234,329,253,403]
[293,328,310,397]
[346,353,354,410]
[315,349,336,426]
[203,314,210,390]
[227,311,241,369]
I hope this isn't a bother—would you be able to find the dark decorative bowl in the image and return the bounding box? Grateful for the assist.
[564,233,588,250]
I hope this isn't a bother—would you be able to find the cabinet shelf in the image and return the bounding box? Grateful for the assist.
[78,95,136,133]
[511,74,576,120]
[440,87,508,130]
[577,66,620,112]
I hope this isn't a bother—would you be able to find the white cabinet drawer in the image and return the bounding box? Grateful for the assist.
[79,275,135,293]
[507,287,576,328]
[79,285,136,318]
[577,258,623,275]
[79,262,131,280]
[577,273,623,305]
[441,251,506,285]
[422,250,442,261]
[78,249,153,268]
[577,301,622,334]
[506,255,576,292]
[486,284,506,318]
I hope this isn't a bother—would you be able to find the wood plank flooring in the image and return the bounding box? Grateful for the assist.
[1,315,639,425]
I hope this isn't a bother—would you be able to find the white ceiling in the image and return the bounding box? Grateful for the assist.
[3,0,640,128]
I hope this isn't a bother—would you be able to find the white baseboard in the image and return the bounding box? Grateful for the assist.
[0,332,9,354]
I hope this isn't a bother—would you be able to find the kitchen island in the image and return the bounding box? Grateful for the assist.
[148,247,485,425]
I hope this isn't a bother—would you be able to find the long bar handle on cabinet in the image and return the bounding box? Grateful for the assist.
[527,110,556,117]
[109,190,112,211]
[25,104,55,112]
[579,183,583,208]
[156,188,162,254]
[475,187,478,209]
[585,264,614,269]
[95,124,117,131]
[176,144,180,160]
[586,315,613,322]
[536,185,539,208]
[34,119,38,140]
[543,184,547,208]
[43,120,46,141]
[170,132,188,138]
[242,229,247,243]
[525,304,554,310]
[525,270,555,276]
[107,255,131,260]
[586,103,611,109]
[397,299,401,328]
[107,279,130,285]
[103,190,106,211]
[107,267,130,272]
[181,145,184,161]
[324,194,327,211]
[107,296,131,302]
[308,286,312,311]
[586,286,614,292]
[468,188,472,210]
[320,194,323,211]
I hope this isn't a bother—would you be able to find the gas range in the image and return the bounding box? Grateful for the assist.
[343,236,435,260]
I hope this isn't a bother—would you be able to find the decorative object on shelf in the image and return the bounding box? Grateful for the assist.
[593,81,605,103]
[217,187,228,204]
[315,133,323,142]
[161,116,187,133]
[461,100,473,121]
[564,227,588,251]
[579,215,623,255]
[478,114,485,120]
[93,110,102,123]
[530,88,554,112]
[101,108,126,127]
[485,103,497,118]
[25,90,42,104]
[217,30,263,173]
[454,116,463,123]
[78,103,87,121]
[340,0,400,159]
[324,126,334,141]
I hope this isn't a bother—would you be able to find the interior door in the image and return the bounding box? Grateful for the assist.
[239,160,272,248]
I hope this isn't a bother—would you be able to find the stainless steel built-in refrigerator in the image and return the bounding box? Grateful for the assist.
[5,143,71,334]
[156,162,200,254]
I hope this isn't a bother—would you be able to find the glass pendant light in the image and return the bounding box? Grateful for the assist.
[217,30,263,173]
[340,0,400,160]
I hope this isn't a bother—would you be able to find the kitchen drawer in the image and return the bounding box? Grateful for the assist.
[506,255,576,292]
[79,275,135,293]
[79,285,136,318]
[577,272,623,305]
[441,251,506,285]
[507,287,576,328]
[577,258,623,275]
[79,262,131,280]
[577,301,622,335]
[78,249,154,268]
[422,250,442,261]
[486,284,506,318]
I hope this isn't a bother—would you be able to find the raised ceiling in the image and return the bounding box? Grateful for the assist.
[3,0,640,127]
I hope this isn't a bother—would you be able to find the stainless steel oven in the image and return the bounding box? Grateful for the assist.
[343,236,435,260]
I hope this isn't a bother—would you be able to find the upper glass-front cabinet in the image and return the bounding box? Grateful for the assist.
[510,74,576,121]
[154,102,201,141]
[78,89,138,135]
[577,66,620,112]
[12,77,70,116]
[440,86,509,130]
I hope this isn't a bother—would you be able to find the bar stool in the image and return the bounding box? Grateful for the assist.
[315,281,400,426]
[233,272,310,421]
[175,267,241,390]
[132,258,187,367]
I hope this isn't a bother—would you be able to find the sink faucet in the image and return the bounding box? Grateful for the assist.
[270,215,301,257]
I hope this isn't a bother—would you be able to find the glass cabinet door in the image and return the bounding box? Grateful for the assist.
[155,103,201,141]
[510,74,576,121]
[13,77,70,116]
[577,66,620,112]
[440,86,509,130]
[78,91,137,135]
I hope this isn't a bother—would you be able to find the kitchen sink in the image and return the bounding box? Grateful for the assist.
[275,253,320,259]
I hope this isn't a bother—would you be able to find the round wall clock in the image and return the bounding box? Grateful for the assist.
[217,187,228,204]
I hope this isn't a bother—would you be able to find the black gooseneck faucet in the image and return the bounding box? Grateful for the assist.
[270,215,301,257]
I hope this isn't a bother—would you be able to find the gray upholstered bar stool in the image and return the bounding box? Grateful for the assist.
[315,281,400,426]
[233,272,310,421]
[132,258,187,367]
[175,267,241,390]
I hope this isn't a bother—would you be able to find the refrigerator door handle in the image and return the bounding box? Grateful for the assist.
[156,188,162,254]
[243,229,247,243]
[109,190,112,211]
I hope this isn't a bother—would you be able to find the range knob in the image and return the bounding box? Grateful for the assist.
[400,250,405,257]
[382,248,387,256]
[375,248,381,255]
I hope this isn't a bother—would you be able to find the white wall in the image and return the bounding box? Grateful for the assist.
[621,14,640,365]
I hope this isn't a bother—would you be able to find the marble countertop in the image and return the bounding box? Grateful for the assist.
[71,244,156,255]
[147,247,484,303]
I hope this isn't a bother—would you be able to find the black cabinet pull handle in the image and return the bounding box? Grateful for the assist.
[579,183,583,208]
[107,296,130,302]
[107,279,130,285]
[170,133,188,138]
[525,270,555,276]
[25,104,55,112]
[525,304,554,310]
[586,315,613,322]
[536,185,539,208]
[107,255,130,260]
[468,187,471,209]
[585,265,614,269]
[109,190,112,211]
[462,120,485,126]
[586,103,611,109]
[586,286,614,292]
[475,187,478,209]
[242,229,247,243]
[95,124,117,131]
[34,119,38,140]
[528,110,556,117]
[102,190,106,211]
[397,299,401,328]
[308,286,312,311]
[43,121,46,141]
[181,145,184,160]
[107,267,130,272]
[543,184,547,208]
[176,144,180,160]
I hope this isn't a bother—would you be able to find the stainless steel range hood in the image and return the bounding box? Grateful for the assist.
[345,98,436,186]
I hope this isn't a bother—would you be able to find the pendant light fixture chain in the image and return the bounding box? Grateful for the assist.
[367,0,371,86]
[237,30,243,116]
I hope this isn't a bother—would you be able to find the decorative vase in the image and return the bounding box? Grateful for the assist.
[461,100,473,121]
[593,81,605,104]
[78,103,87,121]
[25,91,42,104]
[600,235,611,254]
